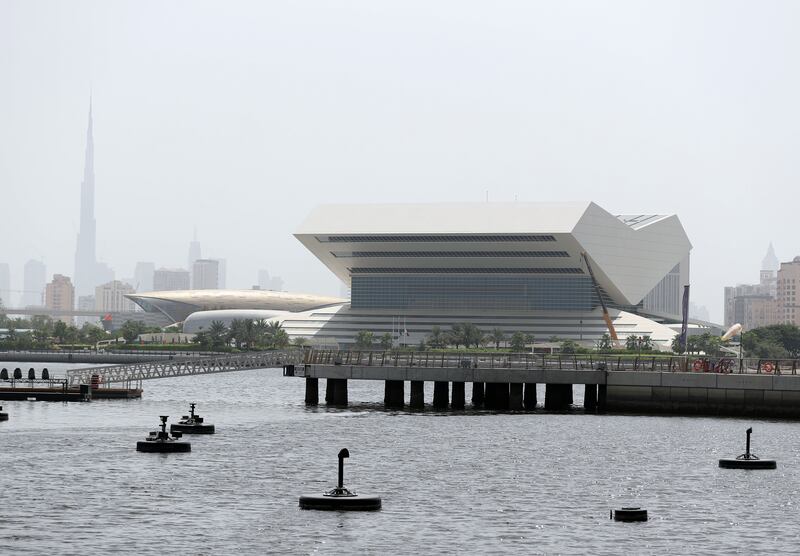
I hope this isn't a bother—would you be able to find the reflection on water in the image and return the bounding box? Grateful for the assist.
[1,365,799,554]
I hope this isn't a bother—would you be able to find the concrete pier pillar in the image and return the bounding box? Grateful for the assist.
[598,384,607,411]
[524,383,537,410]
[410,381,425,408]
[545,383,572,410]
[584,384,598,411]
[433,381,449,409]
[305,377,319,406]
[567,384,574,405]
[485,383,510,410]
[325,378,334,404]
[384,380,405,408]
[327,378,348,406]
[509,383,523,410]
[451,382,465,410]
[471,382,485,408]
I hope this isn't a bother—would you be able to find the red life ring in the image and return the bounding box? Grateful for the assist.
[761,362,775,374]
[692,359,704,372]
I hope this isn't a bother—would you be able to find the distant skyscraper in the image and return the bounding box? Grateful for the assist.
[0,263,9,308]
[188,229,201,284]
[192,259,219,290]
[211,258,227,289]
[74,99,100,297]
[258,269,284,291]
[258,269,271,290]
[134,262,155,292]
[153,268,190,291]
[45,274,75,324]
[95,280,136,312]
[762,242,780,272]
[22,260,46,307]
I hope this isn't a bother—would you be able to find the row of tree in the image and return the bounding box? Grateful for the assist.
[192,319,292,351]
[0,313,161,350]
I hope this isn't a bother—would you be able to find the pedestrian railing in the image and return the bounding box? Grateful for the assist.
[303,350,800,375]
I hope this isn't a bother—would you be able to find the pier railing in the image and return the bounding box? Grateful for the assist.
[304,350,800,375]
[66,349,305,386]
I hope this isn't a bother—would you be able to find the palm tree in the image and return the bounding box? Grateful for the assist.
[488,327,506,349]
[208,320,229,350]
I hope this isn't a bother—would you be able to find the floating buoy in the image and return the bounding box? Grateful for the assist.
[719,427,776,469]
[299,448,381,511]
[612,507,648,522]
[170,403,215,434]
[136,416,191,453]
[0,405,8,422]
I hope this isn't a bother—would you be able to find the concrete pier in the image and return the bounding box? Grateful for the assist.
[384,380,404,408]
[433,381,449,409]
[545,383,573,410]
[598,384,607,411]
[471,382,484,408]
[584,384,597,410]
[410,381,424,408]
[524,383,537,409]
[305,377,319,405]
[326,378,348,406]
[451,382,465,409]
[509,383,523,410]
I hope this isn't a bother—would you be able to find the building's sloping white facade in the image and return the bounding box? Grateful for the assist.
[295,201,691,317]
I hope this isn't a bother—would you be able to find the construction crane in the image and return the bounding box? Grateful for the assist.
[580,252,620,347]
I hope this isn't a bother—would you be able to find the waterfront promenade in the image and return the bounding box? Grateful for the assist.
[293,350,800,418]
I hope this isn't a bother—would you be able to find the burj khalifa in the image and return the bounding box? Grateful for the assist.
[73,99,98,298]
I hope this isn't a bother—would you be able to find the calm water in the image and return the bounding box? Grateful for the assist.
[1,363,799,555]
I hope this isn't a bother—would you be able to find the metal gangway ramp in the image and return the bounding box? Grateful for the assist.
[66,350,304,387]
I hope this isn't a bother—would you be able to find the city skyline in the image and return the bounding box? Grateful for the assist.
[3,2,800,322]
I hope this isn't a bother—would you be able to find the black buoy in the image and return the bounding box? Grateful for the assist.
[28,368,35,380]
[0,368,7,380]
[0,405,8,422]
[13,368,21,380]
[612,507,648,522]
[719,427,776,469]
[299,448,381,511]
[170,403,215,434]
[41,368,49,380]
[136,416,191,453]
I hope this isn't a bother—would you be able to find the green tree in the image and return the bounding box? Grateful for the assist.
[595,333,612,351]
[354,330,374,349]
[671,334,685,354]
[448,324,465,349]
[208,320,229,350]
[379,332,393,350]
[228,319,248,349]
[560,339,579,354]
[272,329,290,348]
[510,331,526,352]
[487,328,506,349]
[427,326,446,349]
[52,320,69,344]
[625,335,640,351]
[292,337,309,347]
[119,320,148,343]
[640,335,653,351]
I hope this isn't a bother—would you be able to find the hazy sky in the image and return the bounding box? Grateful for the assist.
[2,0,799,322]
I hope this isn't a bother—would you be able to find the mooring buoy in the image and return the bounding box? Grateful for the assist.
[612,507,648,522]
[719,427,776,469]
[0,405,8,422]
[136,416,191,453]
[170,403,215,434]
[299,448,381,511]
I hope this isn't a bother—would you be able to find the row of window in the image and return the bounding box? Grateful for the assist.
[351,275,602,311]
[332,250,570,258]
[349,267,584,274]
[317,234,557,243]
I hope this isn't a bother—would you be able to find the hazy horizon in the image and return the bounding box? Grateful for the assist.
[3,0,800,322]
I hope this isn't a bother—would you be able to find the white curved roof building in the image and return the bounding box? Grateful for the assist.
[130,201,692,349]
